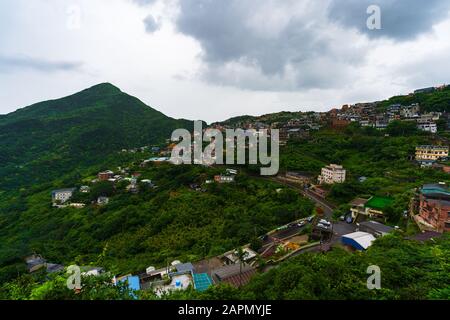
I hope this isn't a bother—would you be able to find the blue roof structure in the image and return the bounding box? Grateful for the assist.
[421,184,450,198]
[193,273,213,292]
[118,275,140,299]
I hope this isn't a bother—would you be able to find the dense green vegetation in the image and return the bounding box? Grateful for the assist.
[0,162,314,283]
[0,83,193,190]
[3,234,448,300]
[0,271,136,300]
[279,123,450,223]
[0,83,449,300]
[156,233,450,300]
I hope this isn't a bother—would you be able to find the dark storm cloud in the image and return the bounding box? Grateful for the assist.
[0,55,82,72]
[327,0,450,40]
[175,0,366,90]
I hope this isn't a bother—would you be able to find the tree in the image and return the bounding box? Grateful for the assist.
[384,205,402,224]
[250,236,263,252]
[235,247,248,288]
[90,181,114,199]
[386,120,418,136]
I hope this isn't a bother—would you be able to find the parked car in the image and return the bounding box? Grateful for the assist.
[316,223,328,229]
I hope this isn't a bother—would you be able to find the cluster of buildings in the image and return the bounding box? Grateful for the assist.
[51,168,157,208]
[327,85,449,133]
[120,145,152,154]
[107,246,260,296]
[25,254,64,274]
[209,112,323,147]
[51,187,90,208]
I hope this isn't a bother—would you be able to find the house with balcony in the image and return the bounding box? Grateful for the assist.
[318,164,346,184]
[415,145,449,161]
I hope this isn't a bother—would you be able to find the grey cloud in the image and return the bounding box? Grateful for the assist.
[143,14,162,33]
[327,0,450,40]
[175,0,367,91]
[394,50,450,88]
[132,0,158,6]
[0,55,82,73]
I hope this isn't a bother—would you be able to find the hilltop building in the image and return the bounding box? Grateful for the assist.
[318,164,346,184]
[414,87,435,94]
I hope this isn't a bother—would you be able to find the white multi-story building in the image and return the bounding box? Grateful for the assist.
[318,164,346,184]
[51,188,76,204]
[417,121,437,134]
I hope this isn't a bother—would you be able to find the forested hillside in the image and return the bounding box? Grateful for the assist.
[0,84,449,300]
[0,83,192,190]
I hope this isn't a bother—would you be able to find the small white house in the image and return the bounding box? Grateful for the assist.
[80,186,90,193]
[97,197,109,205]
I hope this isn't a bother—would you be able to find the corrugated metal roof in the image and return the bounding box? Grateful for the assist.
[359,221,394,234]
[175,262,194,274]
[213,263,255,280]
[342,232,376,250]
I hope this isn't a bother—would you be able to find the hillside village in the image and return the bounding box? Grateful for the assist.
[33,84,450,297]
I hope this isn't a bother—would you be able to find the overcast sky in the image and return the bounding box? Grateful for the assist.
[1,0,449,123]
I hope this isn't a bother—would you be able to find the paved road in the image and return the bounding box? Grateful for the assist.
[331,221,357,243]
[261,223,308,250]
[301,189,335,219]
[263,176,357,241]
[267,176,336,219]
[256,176,357,251]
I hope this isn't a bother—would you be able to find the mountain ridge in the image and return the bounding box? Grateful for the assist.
[0,83,193,190]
